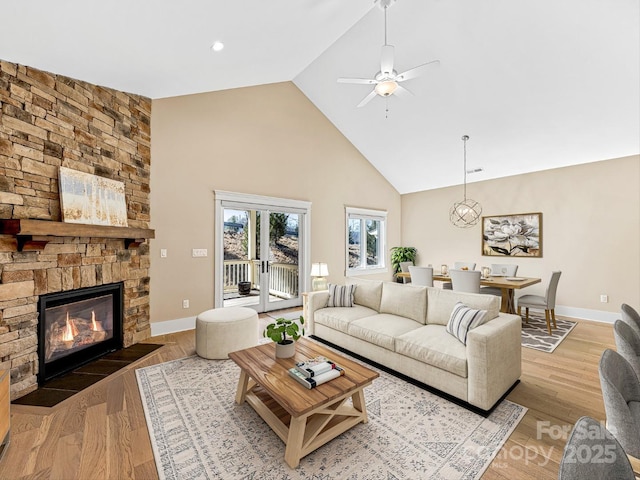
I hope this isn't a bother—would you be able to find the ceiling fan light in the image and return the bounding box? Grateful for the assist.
[375,80,398,96]
[211,41,225,52]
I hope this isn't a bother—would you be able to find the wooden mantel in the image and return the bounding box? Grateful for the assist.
[0,219,155,251]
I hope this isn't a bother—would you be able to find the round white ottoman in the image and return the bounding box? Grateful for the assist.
[195,307,259,359]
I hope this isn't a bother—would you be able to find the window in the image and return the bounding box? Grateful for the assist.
[346,207,387,276]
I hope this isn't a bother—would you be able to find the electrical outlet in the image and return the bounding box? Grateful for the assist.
[600,295,608,303]
[192,249,208,257]
[182,299,189,308]
[160,249,167,258]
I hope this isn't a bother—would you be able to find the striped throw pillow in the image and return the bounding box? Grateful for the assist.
[327,284,356,307]
[446,302,488,345]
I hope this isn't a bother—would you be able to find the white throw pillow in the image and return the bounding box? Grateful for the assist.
[327,284,356,307]
[446,302,488,345]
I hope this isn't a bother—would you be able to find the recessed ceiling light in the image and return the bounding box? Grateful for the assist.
[211,41,225,52]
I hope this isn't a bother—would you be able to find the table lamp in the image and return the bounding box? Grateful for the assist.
[310,263,329,291]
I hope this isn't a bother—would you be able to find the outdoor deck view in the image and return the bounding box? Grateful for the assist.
[223,210,299,306]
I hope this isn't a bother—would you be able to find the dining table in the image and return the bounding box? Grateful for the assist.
[396,272,541,314]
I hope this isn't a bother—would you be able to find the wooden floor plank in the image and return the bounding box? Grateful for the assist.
[77,403,108,480]
[0,314,617,479]
[107,409,134,479]
[49,432,83,480]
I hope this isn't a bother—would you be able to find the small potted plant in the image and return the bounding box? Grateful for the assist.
[263,316,305,358]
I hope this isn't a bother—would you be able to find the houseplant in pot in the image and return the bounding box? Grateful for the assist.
[390,246,417,282]
[263,315,305,358]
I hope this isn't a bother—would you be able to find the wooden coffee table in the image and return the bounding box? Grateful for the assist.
[228,337,379,468]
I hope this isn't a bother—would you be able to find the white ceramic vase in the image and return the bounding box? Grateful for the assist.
[275,340,295,358]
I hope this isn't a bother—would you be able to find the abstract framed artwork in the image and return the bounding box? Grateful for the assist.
[481,212,542,257]
[59,166,128,227]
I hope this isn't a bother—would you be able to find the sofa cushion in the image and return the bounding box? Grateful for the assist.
[314,306,378,334]
[396,325,468,377]
[426,287,499,326]
[379,282,428,324]
[327,284,355,307]
[446,302,488,345]
[347,278,383,311]
[348,314,423,351]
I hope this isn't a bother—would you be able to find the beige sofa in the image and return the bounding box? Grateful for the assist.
[305,278,522,411]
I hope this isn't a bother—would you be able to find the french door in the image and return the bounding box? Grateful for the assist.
[214,191,311,313]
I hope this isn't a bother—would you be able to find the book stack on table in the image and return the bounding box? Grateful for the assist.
[288,356,345,389]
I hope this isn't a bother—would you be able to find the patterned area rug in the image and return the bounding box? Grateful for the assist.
[521,312,577,353]
[136,348,527,479]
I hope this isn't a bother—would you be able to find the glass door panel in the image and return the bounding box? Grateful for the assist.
[265,211,300,310]
[222,208,259,309]
[221,207,302,312]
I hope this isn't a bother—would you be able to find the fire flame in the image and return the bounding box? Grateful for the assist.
[91,311,104,332]
[62,312,76,342]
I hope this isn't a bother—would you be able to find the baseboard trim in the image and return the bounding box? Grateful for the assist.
[555,305,619,324]
[149,305,620,337]
[310,334,519,417]
[151,316,196,337]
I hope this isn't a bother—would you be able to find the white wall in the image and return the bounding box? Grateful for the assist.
[150,82,401,324]
[401,155,640,322]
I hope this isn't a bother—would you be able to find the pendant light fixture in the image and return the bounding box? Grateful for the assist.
[449,135,482,228]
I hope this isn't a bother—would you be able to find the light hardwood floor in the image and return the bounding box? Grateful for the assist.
[0,314,615,479]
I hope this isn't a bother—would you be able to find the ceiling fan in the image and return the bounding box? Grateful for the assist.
[338,0,439,108]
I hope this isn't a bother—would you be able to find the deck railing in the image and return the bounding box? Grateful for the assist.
[223,260,298,298]
[223,260,251,290]
[268,263,299,299]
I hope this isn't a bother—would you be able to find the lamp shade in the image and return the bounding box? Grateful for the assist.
[375,80,398,97]
[310,263,329,277]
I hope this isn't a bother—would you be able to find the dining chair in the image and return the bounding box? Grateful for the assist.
[516,271,561,335]
[399,261,413,284]
[449,269,481,293]
[443,262,476,289]
[408,266,433,287]
[622,303,640,340]
[558,415,635,480]
[480,264,519,297]
[598,348,640,458]
[613,319,640,382]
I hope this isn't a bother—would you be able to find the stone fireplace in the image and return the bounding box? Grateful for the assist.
[0,59,153,399]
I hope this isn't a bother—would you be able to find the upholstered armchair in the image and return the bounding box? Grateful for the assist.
[621,303,640,339]
[598,349,640,458]
[613,319,640,382]
[558,416,634,479]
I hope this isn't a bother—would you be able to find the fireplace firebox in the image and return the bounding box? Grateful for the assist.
[37,283,124,383]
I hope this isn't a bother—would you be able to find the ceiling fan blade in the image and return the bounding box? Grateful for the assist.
[394,84,414,97]
[337,77,377,85]
[357,89,378,108]
[396,60,440,82]
[380,45,395,76]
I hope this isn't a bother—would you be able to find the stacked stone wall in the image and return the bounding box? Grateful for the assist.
[0,60,152,399]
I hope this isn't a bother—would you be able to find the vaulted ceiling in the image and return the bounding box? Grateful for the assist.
[1,0,638,193]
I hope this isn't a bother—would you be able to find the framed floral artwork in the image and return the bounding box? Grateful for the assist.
[482,212,542,257]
